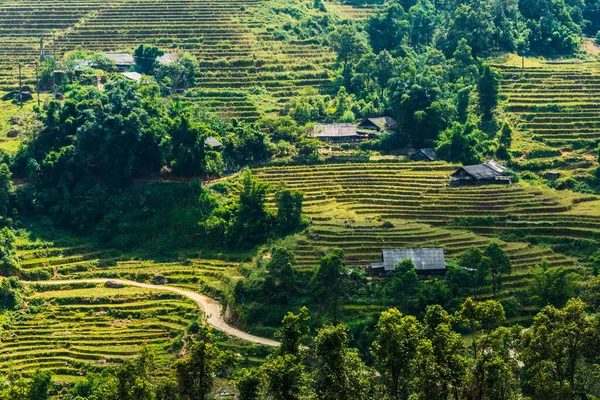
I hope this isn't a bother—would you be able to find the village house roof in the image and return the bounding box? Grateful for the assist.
[157,52,179,65]
[121,72,142,81]
[205,137,223,149]
[358,116,398,132]
[410,148,438,161]
[312,123,359,139]
[371,248,446,272]
[105,53,135,66]
[451,160,507,181]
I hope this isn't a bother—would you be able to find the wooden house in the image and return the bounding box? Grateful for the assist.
[371,248,447,277]
[450,160,511,186]
[205,137,223,150]
[545,171,561,181]
[105,53,135,72]
[311,123,362,143]
[410,148,438,161]
[357,117,398,138]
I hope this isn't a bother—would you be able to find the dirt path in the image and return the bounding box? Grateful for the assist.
[32,278,279,347]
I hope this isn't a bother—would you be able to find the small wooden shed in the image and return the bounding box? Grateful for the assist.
[410,148,438,161]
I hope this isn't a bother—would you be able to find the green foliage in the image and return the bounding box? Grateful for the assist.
[225,170,273,249]
[0,163,13,219]
[528,259,578,307]
[329,25,369,83]
[262,354,309,400]
[134,44,164,74]
[313,324,372,400]
[276,187,304,235]
[521,298,597,398]
[235,368,266,400]
[478,64,499,121]
[275,306,310,356]
[27,370,52,400]
[0,228,19,276]
[436,122,489,164]
[485,243,512,299]
[371,308,421,399]
[156,53,199,93]
[388,259,423,314]
[310,249,349,321]
[173,325,234,400]
[0,277,22,311]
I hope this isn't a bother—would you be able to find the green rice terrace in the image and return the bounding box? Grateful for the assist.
[0,0,359,121]
[496,60,600,179]
[256,162,598,305]
[0,284,198,380]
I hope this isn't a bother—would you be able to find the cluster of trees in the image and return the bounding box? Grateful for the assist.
[310,7,508,161]
[282,0,595,161]
[232,242,586,348]
[3,79,306,252]
[6,295,600,399]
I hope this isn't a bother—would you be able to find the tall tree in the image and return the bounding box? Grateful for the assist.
[0,163,12,218]
[329,26,368,84]
[174,325,231,400]
[484,243,512,299]
[275,187,304,236]
[522,298,594,399]
[134,44,164,75]
[263,354,309,400]
[310,249,348,322]
[275,307,310,357]
[478,64,499,121]
[313,324,372,400]
[372,308,421,400]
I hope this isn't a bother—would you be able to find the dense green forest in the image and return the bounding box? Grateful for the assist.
[1,0,600,398]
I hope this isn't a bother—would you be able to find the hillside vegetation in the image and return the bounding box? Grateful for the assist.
[2,0,600,398]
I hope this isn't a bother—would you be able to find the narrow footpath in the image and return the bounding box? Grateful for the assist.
[33,278,279,347]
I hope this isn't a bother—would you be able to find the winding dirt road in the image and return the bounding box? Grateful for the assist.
[32,279,279,347]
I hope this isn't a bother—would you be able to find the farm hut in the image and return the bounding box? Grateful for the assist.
[121,72,142,82]
[545,171,561,181]
[205,137,223,150]
[450,160,511,186]
[371,248,447,277]
[105,53,135,71]
[311,123,362,143]
[410,148,438,161]
[357,116,398,137]
[157,53,179,65]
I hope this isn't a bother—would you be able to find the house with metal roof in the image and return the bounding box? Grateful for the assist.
[120,72,142,82]
[311,123,362,143]
[357,117,398,137]
[371,248,447,276]
[410,148,438,161]
[105,53,135,71]
[205,137,223,150]
[450,160,511,186]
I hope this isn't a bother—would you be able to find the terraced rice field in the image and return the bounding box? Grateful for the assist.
[0,284,199,380]
[16,236,245,300]
[0,0,337,120]
[255,162,597,302]
[497,62,600,165]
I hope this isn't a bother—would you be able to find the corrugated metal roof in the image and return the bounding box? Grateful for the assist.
[359,116,398,132]
[157,53,179,65]
[121,72,142,81]
[106,53,135,65]
[205,137,223,148]
[312,123,358,138]
[411,148,437,161]
[452,160,507,180]
[371,248,446,272]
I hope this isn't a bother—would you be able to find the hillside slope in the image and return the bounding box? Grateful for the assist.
[0,0,344,120]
